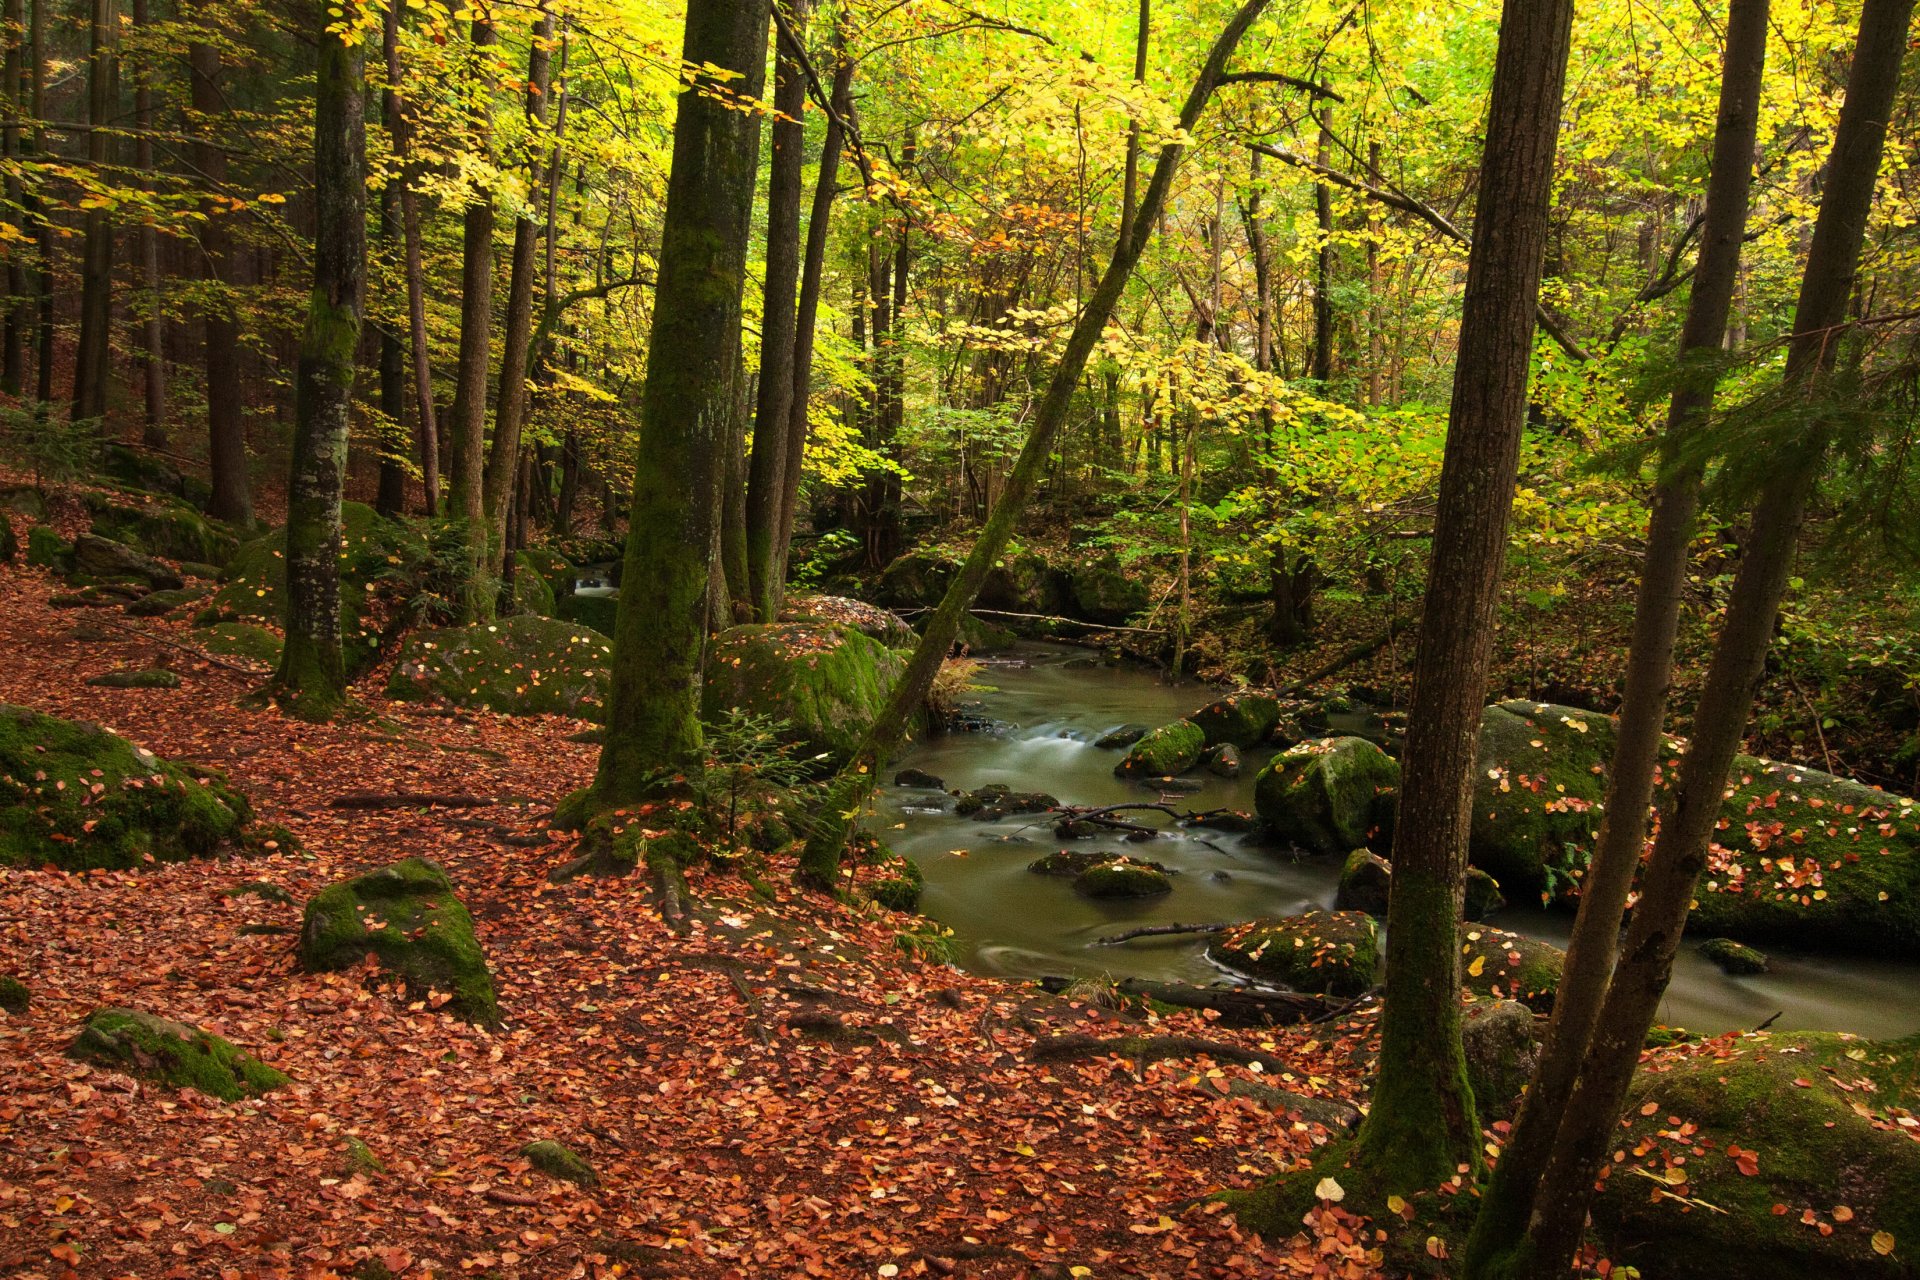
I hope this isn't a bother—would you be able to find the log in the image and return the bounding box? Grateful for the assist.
[1036,975,1339,1027]
[329,791,497,810]
[1029,1032,1293,1072]
[1093,922,1232,945]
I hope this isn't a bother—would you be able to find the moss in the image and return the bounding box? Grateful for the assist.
[70,533,183,589]
[85,493,240,566]
[1460,926,1563,1011]
[1093,724,1149,749]
[1463,867,1506,921]
[343,1136,385,1176]
[878,548,961,608]
[1115,719,1207,779]
[1190,693,1283,748]
[0,703,253,871]
[205,502,400,675]
[954,611,1018,654]
[1335,848,1393,915]
[0,974,28,1014]
[557,590,618,637]
[700,622,912,768]
[67,1008,287,1100]
[1469,701,1617,895]
[1073,858,1174,898]
[194,622,283,666]
[1066,553,1150,624]
[870,876,922,911]
[1210,910,1380,996]
[1460,1000,1538,1121]
[85,668,182,690]
[124,586,208,618]
[387,615,613,721]
[955,784,1059,819]
[520,1139,597,1187]
[26,525,71,570]
[980,550,1069,614]
[1254,736,1399,854]
[553,787,592,832]
[297,857,497,1026]
[1698,936,1770,974]
[1589,1032,1920,1279]
[224,879,294,905]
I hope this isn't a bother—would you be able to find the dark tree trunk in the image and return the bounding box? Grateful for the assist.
[375,178,409,518]
[1353,0,1574,1194]
[29,0,50,405]
[131,0,165,447]
[271,8,365,721]
[447,7,498,620]
[71,0,118,424]
[1492,1,1911,1271]
[1309,114,1334,385]
[2,0,26,396]
[384,0,438,516]
[590,0,769,804]
[189,20,250,523]
[1461,2,1771,1269]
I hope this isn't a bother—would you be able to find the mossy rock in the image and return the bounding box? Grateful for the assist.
[1253,736,1399,855]
[1699,936,1770,974]
[1589,1032,1920,1279]
[871,874,923,912]
[700,622,912,769]
[1209,910,1380,996]
[1460,999,1539,1122]
[297,857,497,1026]
[85,668,182,690]
[1115,719,1206,779]
[1030,848,1167,877]
[0,974,27,1014]
[552,786,592,832]
[782,594,920,649]
[520,1139,597,1187]
[70,533,183,590]
[1065,552,1149,625]
[124,586,208,618]
[877,548,960,608]
[26,525,70,570]
[1469,700,1615,894]
[1094,724,1149,750]
[953,611,1018,654]
[556,590,619,637]
[343,1136,386,1176]
[85,493,239,566]
[954,784,1058,819]
[1073,858,1173,898]
[979,551,1069,615]
[1334,848,1392,915]
[194,622,282,666]
[1464,866,1506,921]
[507,554,557,617]
[0,703,254,871]
[1190,693,1283,749]
[67,1008,287,1100]
[516,546,573,602]
[1,484,49,518]
[387,615,613,721]
[1460,926,1563,1011]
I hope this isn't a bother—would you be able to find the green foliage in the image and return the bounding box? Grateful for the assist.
[0,404,100,490]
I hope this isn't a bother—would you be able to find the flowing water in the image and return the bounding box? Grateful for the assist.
[878,644,1920,1039]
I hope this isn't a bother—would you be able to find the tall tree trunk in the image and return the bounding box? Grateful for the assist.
[1490,1,1910,1270]
[1309,112,1334,385]
[589,0,769,805]
[1117,0,1149,246]
[375,177,409,517]
[1,0,25,396]
[70,0,118,424]
[1351,0,1574,1194]
[1366,141,1383,406]
[446,5,498,620]
[744,0,811,620]
[1461,2,1770,1269]
[271,6,365,721]
[797,0,1273,887]
[385,0,438,515]
[131,0,164,446]
[189,21,250,523]
[29,0,48,405]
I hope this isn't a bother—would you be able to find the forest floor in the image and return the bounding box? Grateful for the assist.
[0,548,1389,1280]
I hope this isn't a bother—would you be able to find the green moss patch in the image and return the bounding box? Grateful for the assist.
[1469,700,1615,893]
[1073,858,1173,898]
[1254,736,1399,854]
[0,974,28,1014]
[520,1139,597,1187]
[1460,926,1562,1011]
[1209,910,1380,996]
[1190,693,1283,749]
[26,525,69,570]
[701,622,911,768]
[85,668,182,690]
[124,586,208,618]
[387,615,612,721]
[67,1008,287,1100]
[1115,719,1206,779]
[194,622,283,666]
[1699,937,1770,974]
[878,549,961,608]
[85,493,240,566]
[955,784,1058,819]
[1335,848,1392,915]
[297,857,498,1025]
[1065,553,1149,624]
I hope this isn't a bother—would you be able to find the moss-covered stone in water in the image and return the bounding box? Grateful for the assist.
[0,703,253,871]
[955,784,1058,819]
[1335,848,1393,915]
[1460,926,1563,1011]
[1253,736,1399,854]
[700,622,913,768]
[1460,1000,1538,1122]
[1030,848,1167,877]
[1699,936,1770,974]
[297,857,498,1026]
[1589,1032,1920,1279]
[205,502,401,675]
[387,615,613,721]
[25,525,69,570]
[86,668,182,690]
[1209,910,1380,996]
[520,1139,596,1187]
[953,611,1018,654]
[1190,693,1283,749]
[193,622,283,666]
[67,1008,287,1100]
[1470,700,1616,894]
[1115,719,1206,779]
[1065,553,1149,624]
[0,974,28,1014]
[85,493,240,566]
[517,545,573,600]
[1073,859,1173,898]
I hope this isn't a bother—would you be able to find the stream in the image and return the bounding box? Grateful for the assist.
[877,644,1920,1039]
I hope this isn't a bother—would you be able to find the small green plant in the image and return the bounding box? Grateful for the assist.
[678,710,825,851]
[790,528,859,590]
[0,403,100,490]
[894,921,957,966]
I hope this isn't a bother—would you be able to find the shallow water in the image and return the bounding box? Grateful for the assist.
[880,644,1920,1039]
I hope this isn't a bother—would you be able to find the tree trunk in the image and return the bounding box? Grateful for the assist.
[589,0,769,805]
[385,0,438,516]
[2,0,26,396]
[797,0,1273,887]
[29,0,50,405]
[446,6,499,620]
[1494,1,1910,1270]
[70,0,118,424]
[1309,113,1334,385]
[189,20,250,523]
[1352,0,1574,1195]
[131,0,165,447]
[1461,2,1770,1269]
[271,8,365,721]
[375,178,409,517]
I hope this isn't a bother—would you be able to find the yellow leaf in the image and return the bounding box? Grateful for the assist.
[1467,955,1487,978]
[1873,1232,1896,1256]
[1314,1176,1345,1203]
[1386,1194,1408,1215]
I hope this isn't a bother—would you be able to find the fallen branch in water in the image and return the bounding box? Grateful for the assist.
[1094,922,1233,945]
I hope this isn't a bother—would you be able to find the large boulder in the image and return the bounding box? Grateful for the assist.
[701,622,911,768]
[387,616,612,721]
[1190,692,1283,749]
[878,549,959,609]
[1589,1032,1920,1279]
[70,533,182,590]
[195,622,282,666]
[1253,736,1398,854]
[1,703,255,871]
[1470,700,1615,894]
[1460,926,1563,1011]
[556,586,618,637]
[1073,858,1173,898]
[298,858,497,1025]
[1334,848,1393,915]
[1460,1000,1539,1121]
[1208,910,1380,996]
[68,1008,287,1100]
[781,594,919,649]
[84,493,239,566]
[1065,553,1150,625]
[979,551,1069,615]
[1115,719,1206,779]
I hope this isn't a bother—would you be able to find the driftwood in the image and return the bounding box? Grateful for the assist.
[1094,922,1232,945]
[329,791,496,810]
[1036,975,1339,1027]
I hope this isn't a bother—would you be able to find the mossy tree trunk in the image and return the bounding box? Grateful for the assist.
[797,0,1274,887]
[446,5,499,622]
[1353,0,1574,1194]
[69,0,116,424]
[188,12,251,524]
[1462,1,1770,1270]
[1487,3,1912,1272]
[271,5,365,722]
[590,0,769,806]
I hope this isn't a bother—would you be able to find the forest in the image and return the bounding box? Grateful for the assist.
[2,0,1919,1274]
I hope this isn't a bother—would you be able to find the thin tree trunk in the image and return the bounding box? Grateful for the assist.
[589,0,769,805]
[71,0,118,424]
[386,0,438,516]
[375,176,409,517]
[1498,1,1910,1270]
[1366,141,1383,407]
[1352,0,1574,1194]
[2,0,25,395]
[131,0,164,446]
[29,0,50,405]
[1461,2,1770,1269]
[447,5,498,620]
[797,0,1273,887]
[1117,0,1149,246]
[1309,112,1334,385]
[271,8,366,721]
[189,21,250,523]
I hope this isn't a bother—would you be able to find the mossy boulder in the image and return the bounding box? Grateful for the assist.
[520,1139,597,1187]
[0,703,254,870]
[507,556,557,617]
[878,548,960,608]
[955,784,1057,819]
[2,484,49,518]
[205,502,400,675]
[515,546,573,602]
[1464,867,1507,921]
[1115,719,1206,779]
[1334,848,1393,915]
[781,594,920,648]
[980,551,1068,615]
[700,622,911,768]
[26,525,69,570]
[1460,926,1563,1011]
[1469,700,1616,893]
[556,589,618,637]
[1589,1032,1920,1279]
[67,1008,286,1100]
[1073,858,1173,898]
[1699,936,1770,974]
[1094,724,1149,750]
[1460,1000,1539,1121]
[0,974,28,1014]
[1190,693,1283,749]
[194,622,283,666]
[124,586,207,618]
[86,668,181,690]
[1065,553,1150,625]
[85,493,239,566]
[954,611,1018,654]
[1209,910,1380,996]
[1253,736,1399,854]
[387,615,612,721]
[1030,849,1167,877]
[297,857,497,1025]
[71,533,182,590]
